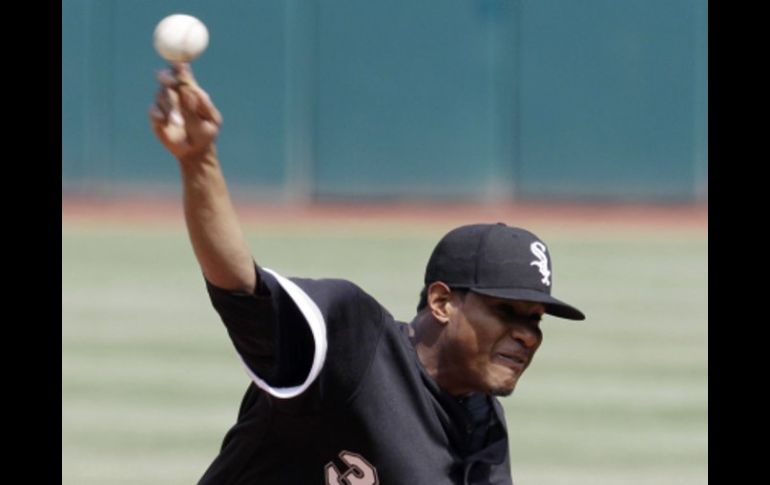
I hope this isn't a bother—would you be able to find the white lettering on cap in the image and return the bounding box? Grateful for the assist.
[530,241,551,286]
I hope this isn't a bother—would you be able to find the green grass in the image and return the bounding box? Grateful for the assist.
[62,219,707,484]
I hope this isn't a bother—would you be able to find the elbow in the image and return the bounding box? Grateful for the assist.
[204,267,258,294]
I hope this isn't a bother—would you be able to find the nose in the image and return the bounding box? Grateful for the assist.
[510,324,541,349]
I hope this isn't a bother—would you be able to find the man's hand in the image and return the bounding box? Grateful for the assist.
[149,62,222,163]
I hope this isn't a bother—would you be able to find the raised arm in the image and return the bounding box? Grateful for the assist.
[149,63,256,293]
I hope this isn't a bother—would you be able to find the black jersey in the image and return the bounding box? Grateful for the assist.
[198,265,514,485]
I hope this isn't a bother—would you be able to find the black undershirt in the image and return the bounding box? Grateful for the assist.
[459,393,494,453]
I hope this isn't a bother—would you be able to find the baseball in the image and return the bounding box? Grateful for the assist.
[153,14,209,62]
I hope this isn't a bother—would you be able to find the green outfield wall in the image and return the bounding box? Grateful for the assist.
[62,0,707,201]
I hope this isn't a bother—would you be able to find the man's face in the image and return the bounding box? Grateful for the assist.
[444,291,544,397]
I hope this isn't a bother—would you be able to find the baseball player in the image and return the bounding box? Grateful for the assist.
[150,63,585,485]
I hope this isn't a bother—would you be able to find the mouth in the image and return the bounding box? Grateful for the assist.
[494,352,527,371]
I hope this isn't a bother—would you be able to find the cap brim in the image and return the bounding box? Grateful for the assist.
[468,287,585,321]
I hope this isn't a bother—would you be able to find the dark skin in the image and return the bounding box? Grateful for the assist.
[410,282,544,397]
[150,63,256,293]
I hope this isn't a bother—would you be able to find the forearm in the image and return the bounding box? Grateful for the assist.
[179,147,257,293]
[150,63,254,291]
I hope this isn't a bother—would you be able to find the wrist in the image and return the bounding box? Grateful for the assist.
[178,145,218,167]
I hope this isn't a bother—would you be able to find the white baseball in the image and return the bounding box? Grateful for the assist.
[153,14,209,62]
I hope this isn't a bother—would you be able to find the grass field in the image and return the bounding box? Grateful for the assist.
[62,211,707,484]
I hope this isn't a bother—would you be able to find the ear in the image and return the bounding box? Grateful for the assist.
[427,282,453,325]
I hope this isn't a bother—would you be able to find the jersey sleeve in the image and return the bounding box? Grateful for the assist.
[205,264,386,403]
[205,264,316,396]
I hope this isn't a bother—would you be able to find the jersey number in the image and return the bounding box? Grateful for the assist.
[324,450,379,485]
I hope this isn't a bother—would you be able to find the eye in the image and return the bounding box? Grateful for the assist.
[495,305,541,325]
[527,314,543,326]
[493,305,513,318]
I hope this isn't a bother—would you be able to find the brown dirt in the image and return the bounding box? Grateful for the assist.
[62,195,707,232]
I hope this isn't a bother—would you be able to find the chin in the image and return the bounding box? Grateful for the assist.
[489,386,515,397]
[485,369,518,397]
[487,378,517,397]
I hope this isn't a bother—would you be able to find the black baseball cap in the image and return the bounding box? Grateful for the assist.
[424,223,585,320]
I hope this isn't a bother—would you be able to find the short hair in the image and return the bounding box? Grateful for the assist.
[416,285,468,313]
[416,286,429,313]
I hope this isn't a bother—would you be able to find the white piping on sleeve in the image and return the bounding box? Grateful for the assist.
[236,267,328,399]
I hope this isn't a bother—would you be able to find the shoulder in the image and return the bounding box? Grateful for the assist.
[274,271,383,316]
[290,275,367,302]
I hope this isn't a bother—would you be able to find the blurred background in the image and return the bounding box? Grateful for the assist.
[62,0,707,201]
[62,1,708,484]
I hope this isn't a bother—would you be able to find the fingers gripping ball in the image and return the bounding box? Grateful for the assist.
[153,14,209,62]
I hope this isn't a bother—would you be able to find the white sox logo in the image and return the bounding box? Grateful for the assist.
[529,241,551,286]
[325,451,379,485]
